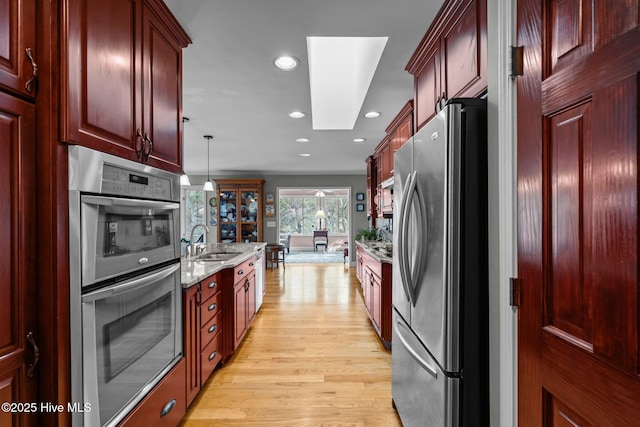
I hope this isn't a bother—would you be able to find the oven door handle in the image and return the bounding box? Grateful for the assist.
[82,263,180,302]
[81,195,179,211]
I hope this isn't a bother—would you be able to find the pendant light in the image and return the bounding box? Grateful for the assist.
[180,117,191,185]
[203,135,214,192]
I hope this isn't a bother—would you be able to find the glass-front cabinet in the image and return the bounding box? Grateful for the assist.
[216,179,264,243]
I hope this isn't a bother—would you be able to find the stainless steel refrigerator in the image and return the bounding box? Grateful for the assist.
[392,98,488,426]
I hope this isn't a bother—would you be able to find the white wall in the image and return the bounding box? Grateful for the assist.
[487,0,518,425]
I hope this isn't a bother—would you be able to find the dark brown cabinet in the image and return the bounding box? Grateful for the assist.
[62,0,190,173]
[356,244,392,347]
[183,272,223,407]
[0,90,37,427]
[230,257,256,350]
[407,0,487,130]
[118,359,186,427]
[0,0,36,100]
[216,179,265,243]
[370,101,413,217]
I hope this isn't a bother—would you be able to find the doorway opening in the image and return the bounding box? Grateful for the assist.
[277,188,350,263]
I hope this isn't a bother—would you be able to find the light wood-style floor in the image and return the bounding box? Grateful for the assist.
[180,263,402,426]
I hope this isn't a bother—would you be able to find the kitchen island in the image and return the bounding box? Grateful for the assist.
[355,240,393,348]
[181,242,266,407]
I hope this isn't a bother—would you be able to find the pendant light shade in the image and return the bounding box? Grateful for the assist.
[180,173,191,186]
[203,135,214,191]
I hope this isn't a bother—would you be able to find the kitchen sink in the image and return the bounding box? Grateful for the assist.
[196,252,242,262]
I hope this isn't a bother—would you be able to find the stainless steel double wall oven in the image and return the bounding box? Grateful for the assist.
[69,146,182,426]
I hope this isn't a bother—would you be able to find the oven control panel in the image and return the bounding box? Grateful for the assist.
[102,164,172,200]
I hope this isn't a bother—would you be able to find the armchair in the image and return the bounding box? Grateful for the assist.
[279,233,291,253]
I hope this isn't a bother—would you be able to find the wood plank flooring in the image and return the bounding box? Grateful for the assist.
[180,263,402,427]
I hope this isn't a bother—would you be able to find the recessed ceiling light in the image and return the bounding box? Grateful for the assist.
[353,138,366,143]
[289,111,306,119]
[364,111,381,119]
[299,153,312,157]
[296,138,310,143]
[274,55,299,71]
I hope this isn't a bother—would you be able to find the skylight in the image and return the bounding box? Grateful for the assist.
[307,36,388,130]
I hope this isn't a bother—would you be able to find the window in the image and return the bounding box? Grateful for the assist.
[181,187,206,244]
[278,188,349,235]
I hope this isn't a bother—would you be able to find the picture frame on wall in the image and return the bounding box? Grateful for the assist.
[356,192,365,201]
[356,203,365,212]
[265,204,275,217]
[266,193,274,203]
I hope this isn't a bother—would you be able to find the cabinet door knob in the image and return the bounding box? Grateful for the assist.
[208,281,217,289]
[208,351,217,361]
[237,269,244,275]
[25,48,38,94]
[208,324,217,333]
[208,303,217,311]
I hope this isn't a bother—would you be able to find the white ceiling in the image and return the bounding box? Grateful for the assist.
[164,0,444,176]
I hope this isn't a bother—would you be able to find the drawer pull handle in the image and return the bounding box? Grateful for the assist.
[26,332,39,378]
[249,262,254,267]
[208,303,217,311]
[208,351,217,361]
[237,269,244,275]
[160,399,176,417]
[208,324,217,333]
[208,281,217,289]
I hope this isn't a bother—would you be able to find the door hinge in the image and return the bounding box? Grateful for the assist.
[510,277,522,308]
[509,46,524,79]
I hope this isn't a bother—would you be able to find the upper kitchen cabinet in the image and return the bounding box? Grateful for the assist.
[0,0,37,100]
[62,0,191,174]
[406,0,487,131]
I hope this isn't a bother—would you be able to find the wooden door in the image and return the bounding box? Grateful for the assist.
[0,0,36,99]
[140,1,186,174]
[64,0,142,159]
[517,1,640,425]
[0,91,37,427]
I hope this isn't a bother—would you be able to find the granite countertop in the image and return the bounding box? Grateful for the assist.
[355,240,393,264]
[181,242,267,288]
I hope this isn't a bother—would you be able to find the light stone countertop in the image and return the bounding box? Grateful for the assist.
[181,242,267,288]
[355,240,393,264]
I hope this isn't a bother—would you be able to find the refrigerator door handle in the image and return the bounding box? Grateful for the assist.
[411,176,429,298]
[399,173,416,305]
[394,319,438,379]
[402,171,419,306]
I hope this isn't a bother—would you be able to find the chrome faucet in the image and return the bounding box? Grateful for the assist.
[189,223,210,257]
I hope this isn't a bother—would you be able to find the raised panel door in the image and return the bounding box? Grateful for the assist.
[246,274,256,325]
[517,0,640,424]
[141,2,183,173]
[0,91,37,427]
[441,0,487,99]
[64,0,141,159]
[233,281,247,349]
[413,44,440,130]
[183,285,200,407]
[0,0,36,99]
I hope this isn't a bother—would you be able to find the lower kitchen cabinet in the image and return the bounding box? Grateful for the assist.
[356,245,392,348]
[229,256,257,351]
[183,272,223,407]
[118,358,186,427]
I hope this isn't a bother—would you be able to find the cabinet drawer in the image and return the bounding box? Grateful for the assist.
[200,332,223,384]
[200,310,222,351]
[200,273,220,302]
[234,257,255,283]
[200,291,221,325]
[118,358,186,427]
